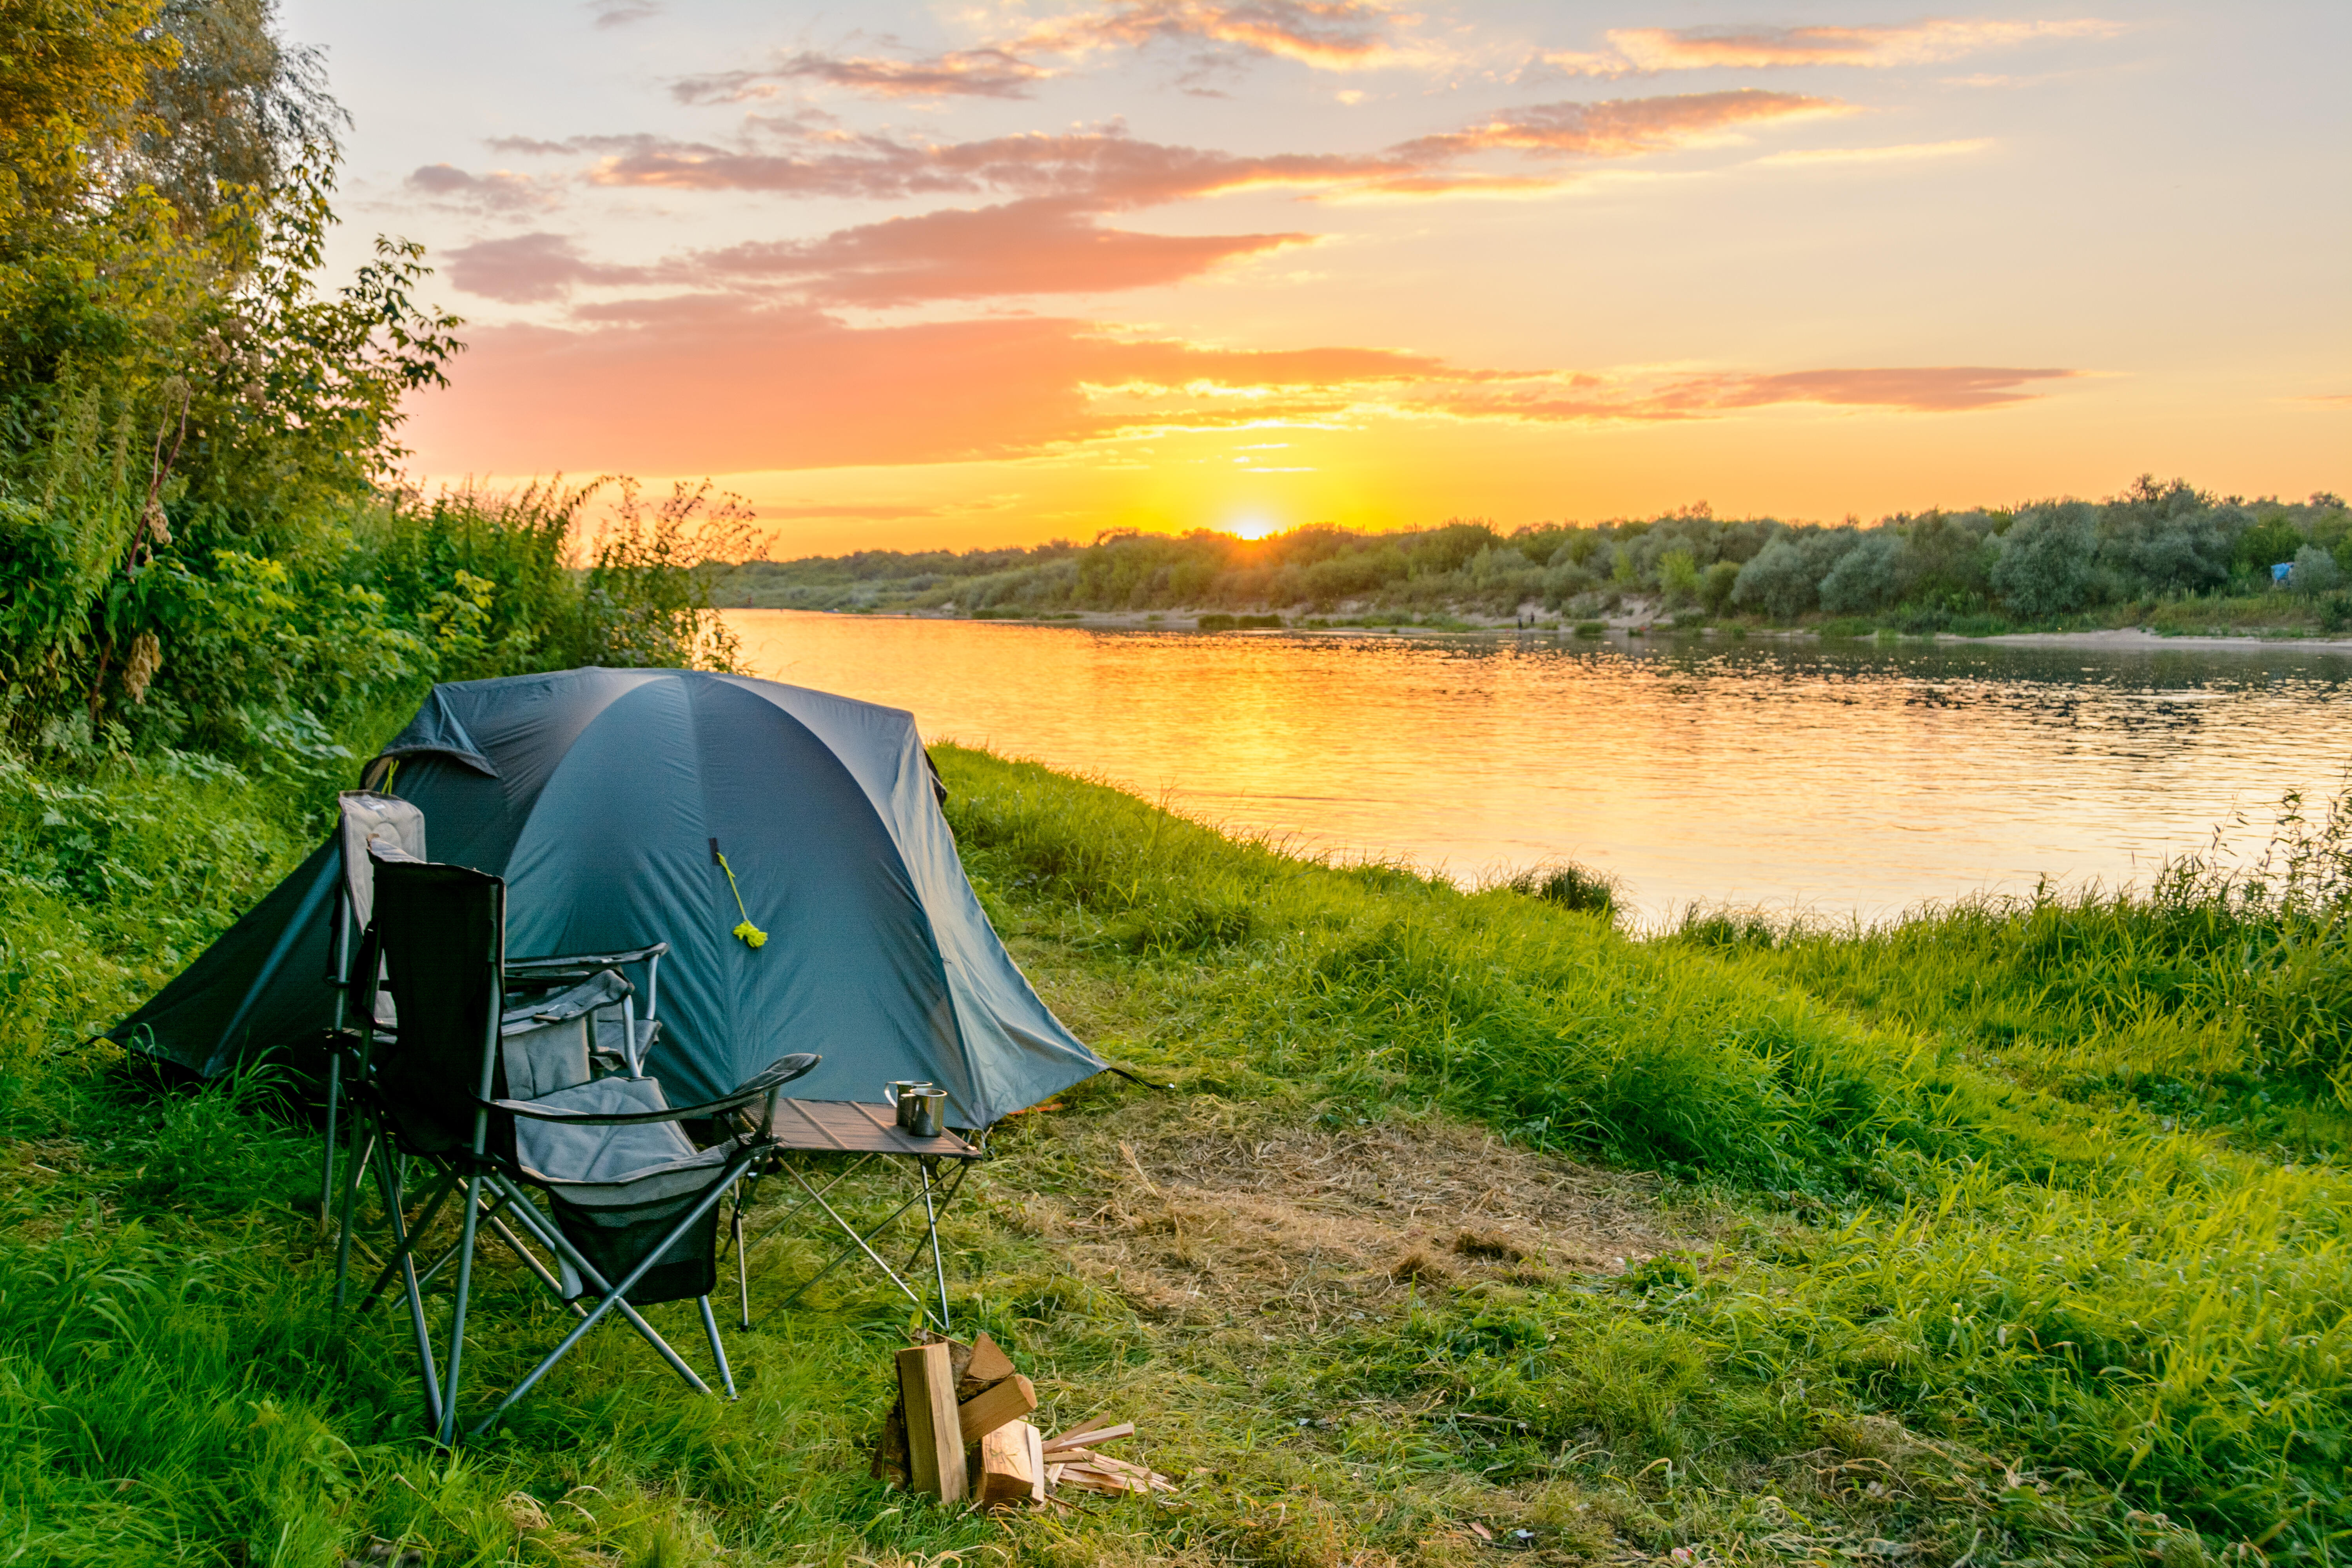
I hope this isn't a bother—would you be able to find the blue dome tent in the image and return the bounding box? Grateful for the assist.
[110,667,1104,1128]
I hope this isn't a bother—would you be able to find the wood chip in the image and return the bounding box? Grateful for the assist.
[1044,1419,1134,1450]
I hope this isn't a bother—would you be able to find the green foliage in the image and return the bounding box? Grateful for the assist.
[724,478,2348,637]
[1991,503,2100,618]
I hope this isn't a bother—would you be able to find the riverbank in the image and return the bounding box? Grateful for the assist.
[5,739,2346,1562]
[793,604,2352,652]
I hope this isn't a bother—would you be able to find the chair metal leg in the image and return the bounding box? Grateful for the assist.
[486,1174,714,1396]
[319,1052,341,1229]
[438,1169,485,1446]
[698,1297,736,1398]
[374,1151,444,1434]
[358,1165,460,1312]
[469,1165,751,1439]
[332,1123,377,1310]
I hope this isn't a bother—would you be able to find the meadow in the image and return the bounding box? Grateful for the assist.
[7,11,2349,1560]
[4,726,2347,1566]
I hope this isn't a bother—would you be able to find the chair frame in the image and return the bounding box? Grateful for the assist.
[333,853,813,1443]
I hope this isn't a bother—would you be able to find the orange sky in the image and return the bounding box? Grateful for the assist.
[291,1,2351,552]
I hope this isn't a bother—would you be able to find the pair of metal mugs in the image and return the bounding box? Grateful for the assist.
[884,1080,948,1138]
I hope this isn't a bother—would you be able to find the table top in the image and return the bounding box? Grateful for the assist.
[768,1098,980,1159]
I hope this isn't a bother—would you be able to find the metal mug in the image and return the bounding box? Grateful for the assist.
[907,1089,947,1139]
[885,1080,931,1129]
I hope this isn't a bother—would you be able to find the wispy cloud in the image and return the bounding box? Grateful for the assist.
[1395,90,1842,162]
[672,48,1050,104]
[586,0,659,26]
[666,1,1416,105]
[405,162,564,215]
[543,88,1844,211]
[695,197,1311,305]
[1016,0,1405,71]
[1544,18,2123,78]
[442,232,660,303]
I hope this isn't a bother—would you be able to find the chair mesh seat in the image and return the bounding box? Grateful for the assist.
[516,1077,735,1303]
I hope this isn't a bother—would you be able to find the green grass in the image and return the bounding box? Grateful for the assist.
[4,742,2349,1563]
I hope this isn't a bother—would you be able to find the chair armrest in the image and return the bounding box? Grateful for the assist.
[486,1053,821,1128]
[505,942,670,980]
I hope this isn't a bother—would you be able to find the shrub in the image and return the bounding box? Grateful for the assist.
[1730,537,1817,621]
[1992,504,2100,617]
[1818,532,1909,614]
[2291,543,2343,595]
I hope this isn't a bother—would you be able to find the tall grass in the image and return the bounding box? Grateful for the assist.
[4,735,2349,1559]
[938,748,2352,1548]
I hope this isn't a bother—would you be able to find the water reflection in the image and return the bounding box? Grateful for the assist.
[726,612,2352,925]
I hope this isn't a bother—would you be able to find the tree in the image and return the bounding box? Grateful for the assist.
[1991,505,2100,618]
[1730,536,1817,621]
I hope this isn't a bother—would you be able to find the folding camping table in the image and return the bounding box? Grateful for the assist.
[730,1100,983,1333]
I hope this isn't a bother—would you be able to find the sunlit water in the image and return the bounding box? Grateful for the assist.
[726,610,2352,926]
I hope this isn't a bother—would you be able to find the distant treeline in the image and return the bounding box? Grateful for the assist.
[723,479,2352,632]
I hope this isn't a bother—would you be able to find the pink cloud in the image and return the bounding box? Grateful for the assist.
[672,48,1050,103]
[1019,0,1401,70]
[695,198,1311,303]
[577,125,1404,206]
[400,303,1445,474]
[400,292,2079,478]
[564,88,1839,212]
[405,163,563,215]
[1394,89,1841,163]
[1547,19,2123,76]
[442,232,661,303]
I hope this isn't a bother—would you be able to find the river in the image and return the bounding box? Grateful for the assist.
[725,610,2352,926]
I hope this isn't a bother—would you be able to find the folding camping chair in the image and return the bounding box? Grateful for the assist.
[339,846,817,1443]
[319,791,670,1240]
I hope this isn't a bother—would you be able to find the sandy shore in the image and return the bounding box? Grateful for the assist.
[1969,627,2352,655]
[742,606,2352,653]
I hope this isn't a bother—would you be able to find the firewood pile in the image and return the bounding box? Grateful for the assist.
[871,1331,1175,1508]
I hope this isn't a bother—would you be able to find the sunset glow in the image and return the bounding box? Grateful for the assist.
[293,0,2352,553]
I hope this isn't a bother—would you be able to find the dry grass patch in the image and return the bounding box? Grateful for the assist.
[994,1097,1687,1336]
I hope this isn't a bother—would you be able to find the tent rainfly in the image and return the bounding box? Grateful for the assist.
[109,667,1106,1128]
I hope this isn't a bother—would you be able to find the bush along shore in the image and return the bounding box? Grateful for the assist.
[720,480,2352,640]
[7,719,2352,1563]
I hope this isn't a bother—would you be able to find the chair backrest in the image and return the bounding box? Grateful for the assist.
[337,792,427,935]
[370,849,505,1154]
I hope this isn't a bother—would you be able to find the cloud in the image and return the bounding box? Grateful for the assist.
[1394,89,1841,163]
[672,48,1050,104]
[659,2,1412,107]
[587,0,659,25]
[695,198,1311,304]
[401,290,2078,477]
[405,163,564,215]
[1545,19,2123,77]
[442,232,661,303]
[570,125,1407,206]
[555,89,1842,210]
[1019,0,1403,71]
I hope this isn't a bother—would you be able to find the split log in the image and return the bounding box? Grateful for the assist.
[957,1372,1038,1445]
[965,1332,1015,1386]
[896,1343,968,1503]
[976,1419,1040,1507]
